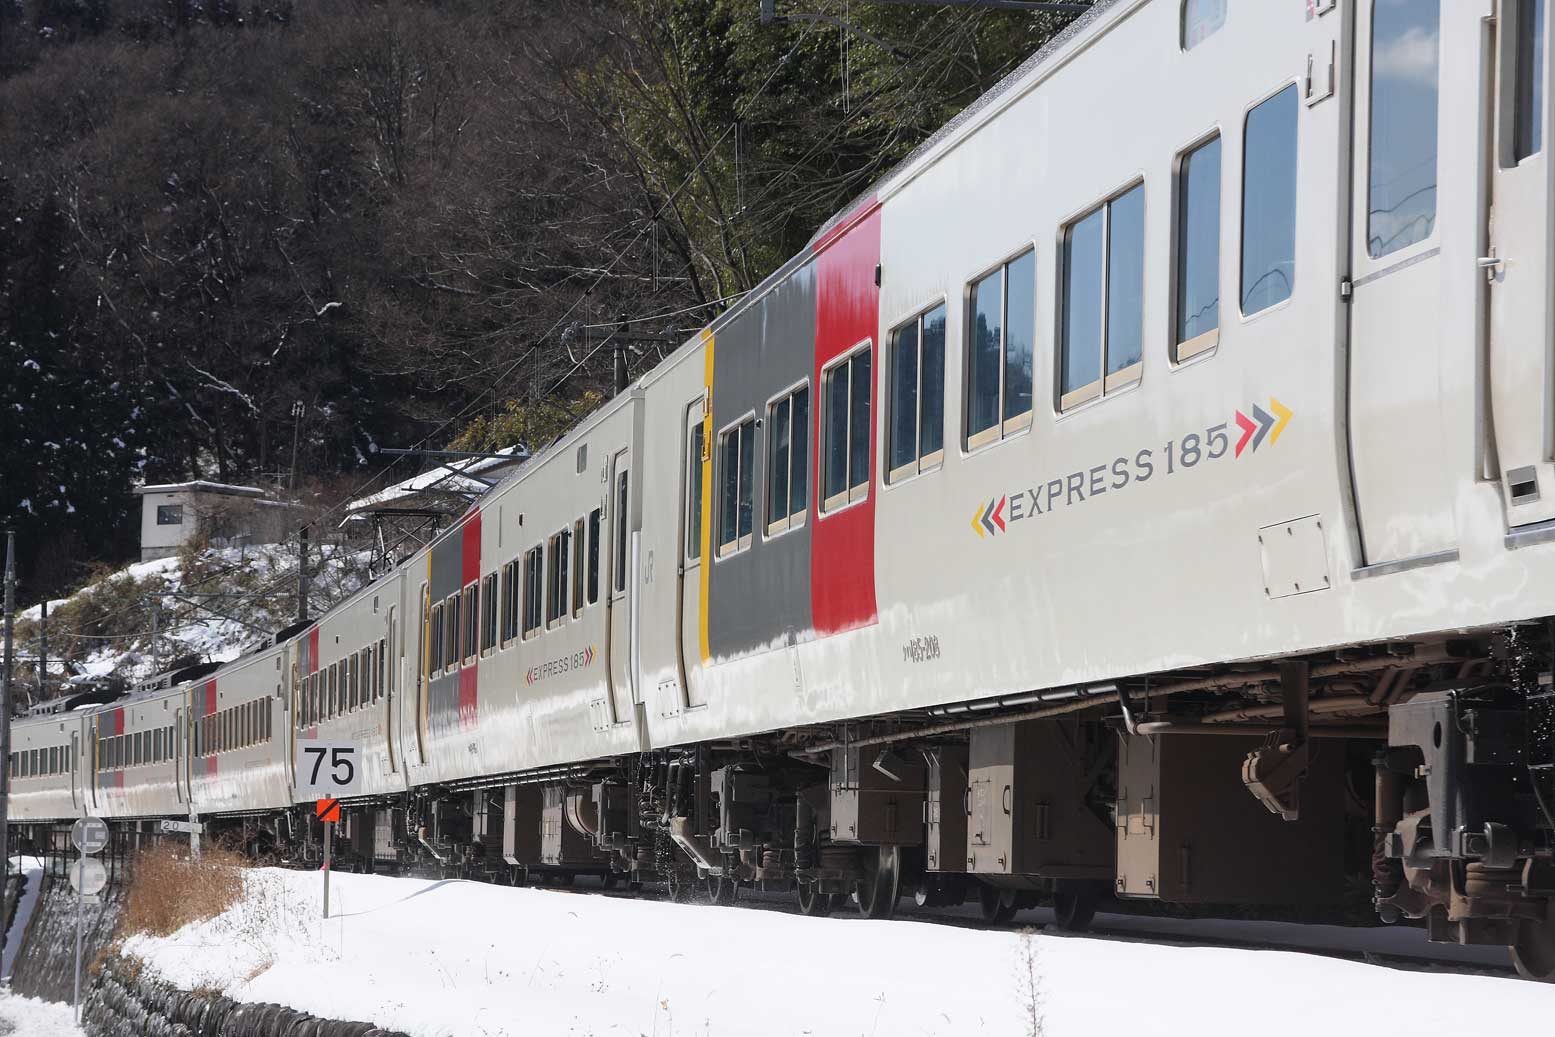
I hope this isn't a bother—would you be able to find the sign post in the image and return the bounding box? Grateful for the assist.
[70,816,110,1024]
[294,740,359,921]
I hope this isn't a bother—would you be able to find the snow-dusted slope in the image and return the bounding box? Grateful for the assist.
[120,868,1552,1037]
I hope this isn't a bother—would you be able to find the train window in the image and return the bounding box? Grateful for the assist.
[614,466,630,594]
[138,732,148,764]
[1368,0,1439,258]
[968,250,1034,443]
[500,560,519,646]
[430,602,444,671]
[445,593,461,671]
[348,653,360,710]
[571,520,586,618]
[49,746,59,773]
[462,583,478,664]
[549,529,573,626]
[1174,135,1222,360]
[523,546,544,637]
[483,572,499,650]
[888,304,946,482]
[377,638,387,701]
[822,345,872,511]
[153,729,161,762]
[329,663,340,718]
[686,409,705,560]
[767,385,810,532]
[1061,186,1143,410]
[1513,0,1547,162]
[1182,0,1226,50]
[587,509,601,604]
[1242,85,1299,313]
[718,418,756,555]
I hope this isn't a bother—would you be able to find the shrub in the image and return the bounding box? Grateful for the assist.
[120,843,247,939]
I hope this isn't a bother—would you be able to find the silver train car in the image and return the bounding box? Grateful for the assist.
[10,0,1555,979]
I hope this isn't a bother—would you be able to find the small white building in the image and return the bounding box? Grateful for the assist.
[134,482,300,561]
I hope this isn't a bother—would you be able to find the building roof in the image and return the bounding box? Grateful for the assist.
[342,447,528,521]
[135,481,270,499]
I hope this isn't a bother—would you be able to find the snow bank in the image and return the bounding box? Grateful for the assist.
[0,991,84,1036]
[119,868,1553,1037]
[3,857,47,981]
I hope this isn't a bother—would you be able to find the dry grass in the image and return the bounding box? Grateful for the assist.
[120,843,249,938]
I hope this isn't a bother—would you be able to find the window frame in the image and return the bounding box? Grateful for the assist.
[1181,0,1227,51]
[1506,0,1547,166]
[571,519,586,618]
[1171,130,1225,364]
[587,508,602,605]
[523,545,544,639]
[685,400,708,563]
[546,528,571,628]
[612,457,630,598]
[499,558,520,648]
[1239,81,1301,319]
[1057,182,1147,414]
[716,413,757,557]
[886,301,948,483]
[820,341,874,515]
[155,503,184,526]
[765,380,812,535]
[444,592,461,673]
[429,601,444,674]
[481,571,499,654]
[461,582,478,666]
[965,248,1037,448]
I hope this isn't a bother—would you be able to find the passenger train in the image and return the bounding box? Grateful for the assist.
[11,0,1555,980]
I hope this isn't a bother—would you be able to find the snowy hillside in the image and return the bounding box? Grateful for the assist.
[13,542,369,692]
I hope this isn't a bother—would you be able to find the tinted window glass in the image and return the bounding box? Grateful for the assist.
[614,470,628,592]
[720,427,740,548]
[848,349,871,493]
[1176,135,1222,347]
[1061,207,1105,397]
[1368,0,1439,257]
[771,393,792,516]
[920,305,946,458]
[688,421,704,559]
[1106,184,1146,375]
[967,268,1003,438]
[790,387,809,516]
[1516,0,1546,161]
[1183,0,1226,48]
[1004,252,1035,421]
[825,363,850,500]
[587,508,601,603]
[1243,85,1299,313]
[737,420,754,539]
[889,319,920,474]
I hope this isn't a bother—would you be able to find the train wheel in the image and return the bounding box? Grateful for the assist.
[626,879,643,895]
[1512,907,1555,982]
[796,881,834,917]
[978,884,1018,924]
[707,875,739,905]
[1052,887,1099,933]
[855,846,901,920]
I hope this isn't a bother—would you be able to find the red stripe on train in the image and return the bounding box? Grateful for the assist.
[810,200,881,636]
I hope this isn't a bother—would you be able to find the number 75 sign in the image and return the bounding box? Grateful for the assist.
[294,739,363,798]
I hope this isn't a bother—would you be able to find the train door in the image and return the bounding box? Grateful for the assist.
[605,448,635,725]
[1346,0,1459,567]
[677,398,710,709]
[173,707,185,805]
[69,730,79,811]
[385,603,398,774]
[1488,0,1555,527]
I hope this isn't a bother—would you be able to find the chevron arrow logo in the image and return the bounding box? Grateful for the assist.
[1269,397,1292,444]
[1234,398,1292,457]
[1234,410,1256,457]
[971,496,1007,538]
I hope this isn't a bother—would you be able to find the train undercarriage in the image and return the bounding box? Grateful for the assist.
[17,625,1553,981]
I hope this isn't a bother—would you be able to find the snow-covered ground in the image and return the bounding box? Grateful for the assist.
[119,867,1553,1037]
[0,992,83,1037]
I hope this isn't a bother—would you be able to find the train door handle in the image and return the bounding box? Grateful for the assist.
[1002,785,1012,815]
[1479,249,1506,282]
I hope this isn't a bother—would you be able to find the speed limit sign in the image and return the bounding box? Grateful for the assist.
[294,739,362,798]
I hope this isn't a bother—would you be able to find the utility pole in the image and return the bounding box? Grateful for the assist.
[614,314,629,396]
[288,401,305,492]
[1,530,17,944]
[37,600,47,702]
[149,595,161,675]
[297,525,310,624]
